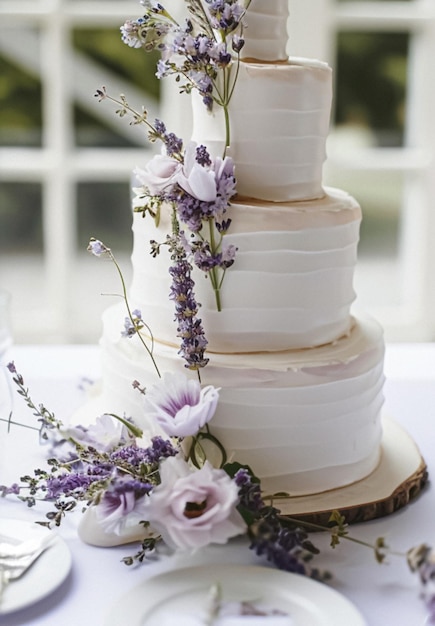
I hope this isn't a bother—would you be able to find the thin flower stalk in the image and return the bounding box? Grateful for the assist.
[87,238,161,379]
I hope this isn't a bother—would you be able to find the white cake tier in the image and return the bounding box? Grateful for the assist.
[98,312,385,496]
[191,57,332,202]
[129,188,361,353]
[240,0,289,62]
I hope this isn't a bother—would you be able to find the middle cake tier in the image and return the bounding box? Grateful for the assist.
[130,187,361,353]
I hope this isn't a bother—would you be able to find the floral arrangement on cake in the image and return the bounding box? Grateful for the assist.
[1,0,435,622]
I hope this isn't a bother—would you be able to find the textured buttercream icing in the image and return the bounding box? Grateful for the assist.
[240,0,289,62]
[130,187,361,352]
[191,57,332,202]
[98,311,384,495]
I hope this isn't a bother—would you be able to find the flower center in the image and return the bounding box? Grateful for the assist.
[183,499,207,519]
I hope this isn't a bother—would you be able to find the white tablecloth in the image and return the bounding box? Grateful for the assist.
[0,343,434,626]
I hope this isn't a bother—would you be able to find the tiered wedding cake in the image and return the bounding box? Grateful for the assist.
[97,0,385,496]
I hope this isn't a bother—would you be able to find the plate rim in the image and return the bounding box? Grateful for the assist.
[105,563,367,626]
[0,517,72,615]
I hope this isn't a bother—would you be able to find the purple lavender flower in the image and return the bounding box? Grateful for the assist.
[408,544,435,623]
[168,236,209,370]
[233,467,322,577]
[143,436,179,464]
[120,17,170,51]
[196,144,212,167]
[231,34,245,54]
[46,472,103,499]
[0,483,21,497]
[110,437,177,466]
[206,0,245,33]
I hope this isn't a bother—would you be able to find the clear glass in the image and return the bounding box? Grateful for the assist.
[0,290,12,357]
[0,289,13,423]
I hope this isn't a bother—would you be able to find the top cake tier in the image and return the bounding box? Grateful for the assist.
[191,57,332,203]
[240,0,289,62]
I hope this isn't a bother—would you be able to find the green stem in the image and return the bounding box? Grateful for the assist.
[109,251,161,379]
[208,220,222,312]
[223,104,230,155]
[277,514,406,558]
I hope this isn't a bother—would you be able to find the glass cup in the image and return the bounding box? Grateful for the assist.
[0,289,13,422]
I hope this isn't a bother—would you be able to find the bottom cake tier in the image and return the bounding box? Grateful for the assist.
[92,306,385,497]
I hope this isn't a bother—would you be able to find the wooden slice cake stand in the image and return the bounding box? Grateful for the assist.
[278,417,428,525]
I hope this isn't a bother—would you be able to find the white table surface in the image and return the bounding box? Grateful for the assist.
[0,343,434,626]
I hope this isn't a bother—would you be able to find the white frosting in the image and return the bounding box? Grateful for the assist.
[241,0,289,62]
[191,58,332,202]
[129,188,361,352]
[97,311,385,496]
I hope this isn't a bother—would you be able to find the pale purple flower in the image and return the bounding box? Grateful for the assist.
[96,479,153,535]
[85,414,131,452]
[87,238,108,257]
[231,34,245,54]
[175,142,217,203]
[141,372,219,438]
[143,456,246,550]
[134,152,181,196]
[121,309,144,338]
[221,242,237,268]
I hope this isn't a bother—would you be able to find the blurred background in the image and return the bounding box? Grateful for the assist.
[0,0,434,345]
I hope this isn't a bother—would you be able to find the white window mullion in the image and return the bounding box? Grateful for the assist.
[399,9,435,339]
[40,3,75,341]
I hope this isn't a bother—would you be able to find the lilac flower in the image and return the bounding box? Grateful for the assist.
[142,372,219,438]
[143,457,246,550]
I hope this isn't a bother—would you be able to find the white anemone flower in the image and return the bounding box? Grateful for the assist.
[140,372,220,438]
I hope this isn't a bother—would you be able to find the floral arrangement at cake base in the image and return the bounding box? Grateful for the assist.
[1,1,435,623]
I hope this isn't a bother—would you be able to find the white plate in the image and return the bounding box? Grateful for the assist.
[0,518,72,614]
[105,564,366,626]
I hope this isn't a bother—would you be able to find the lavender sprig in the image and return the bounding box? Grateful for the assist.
[230,466,326,579]
[120,0,252,150]
[1,362,60,442]
[87,238,161,379]
[167,227,209,375]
